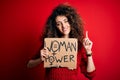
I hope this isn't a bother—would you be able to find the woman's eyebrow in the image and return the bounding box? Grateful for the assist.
[56,21,61,23]
[63,18,68,21]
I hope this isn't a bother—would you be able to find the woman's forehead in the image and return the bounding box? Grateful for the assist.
[56,16,68,22]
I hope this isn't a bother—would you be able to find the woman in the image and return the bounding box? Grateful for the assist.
[27,3,96,80]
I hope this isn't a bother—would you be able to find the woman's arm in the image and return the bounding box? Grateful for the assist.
[27,58,43,68]
[86,53,96,72]
[80,50,96,79]
[83,31,96,72]
[27,48,48,68]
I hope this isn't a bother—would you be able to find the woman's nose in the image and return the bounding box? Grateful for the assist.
[62,23,66,28]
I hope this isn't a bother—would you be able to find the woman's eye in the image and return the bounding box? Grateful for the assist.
[65,20,68,23]
[56,23,60,26]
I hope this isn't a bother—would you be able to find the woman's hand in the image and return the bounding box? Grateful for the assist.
[83,31,93,54]
[40,47,49,61]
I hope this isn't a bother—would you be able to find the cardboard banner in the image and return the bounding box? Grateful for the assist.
[44,38,78,70]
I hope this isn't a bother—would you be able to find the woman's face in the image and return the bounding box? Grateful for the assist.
[55,15,71,37]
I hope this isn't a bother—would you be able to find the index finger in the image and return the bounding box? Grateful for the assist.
[86,31,88,38]
[43,47,47,50]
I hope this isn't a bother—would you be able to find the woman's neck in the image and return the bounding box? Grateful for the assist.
[62,35,69,38]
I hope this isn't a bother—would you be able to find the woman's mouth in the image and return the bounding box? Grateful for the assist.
[62,28,67,32]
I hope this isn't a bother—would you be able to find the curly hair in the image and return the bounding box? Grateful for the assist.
[41,4,84,50]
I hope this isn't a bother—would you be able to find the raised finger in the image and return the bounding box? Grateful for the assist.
[86,31,89,38]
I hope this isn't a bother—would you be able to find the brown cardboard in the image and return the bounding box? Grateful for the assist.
[44,38,78,70]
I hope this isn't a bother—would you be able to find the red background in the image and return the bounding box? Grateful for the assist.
[0,0,120,80]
